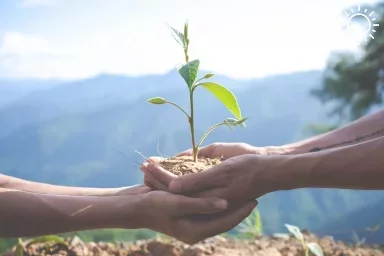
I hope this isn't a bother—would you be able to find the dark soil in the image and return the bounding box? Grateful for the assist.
[158,156,222,177]
[4,232,384,256]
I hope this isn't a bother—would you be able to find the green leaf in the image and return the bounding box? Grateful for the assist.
[284,224,304,241]
[178,59,200,90]
[203,73,214,79]
[147,97,167,104]
[16,238,23,256]
[184,21,189,43]
[307,242,324,256]
[225,118,238,124]
[224,117,248,127]
[26,235,67,246]
[236,117,248,127]
[200,82,242,120]
[16,244,23,256]
[169,25,185,48]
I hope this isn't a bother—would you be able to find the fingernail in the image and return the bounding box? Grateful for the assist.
[214,200,228,210]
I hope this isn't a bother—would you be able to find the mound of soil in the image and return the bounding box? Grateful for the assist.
[4,232,384,256]
[158,156,222,176]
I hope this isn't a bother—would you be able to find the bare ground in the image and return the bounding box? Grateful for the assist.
[3,231,384,256]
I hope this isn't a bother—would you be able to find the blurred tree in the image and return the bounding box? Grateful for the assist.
[311,1,384,122]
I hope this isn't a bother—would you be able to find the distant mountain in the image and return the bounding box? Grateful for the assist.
[0,70,383,238]
[0,71,252,138]
[0,78,60,108]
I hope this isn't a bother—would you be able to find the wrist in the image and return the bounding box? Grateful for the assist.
[258,154,311,192]
[78,195,144,229]
[278,154,313,190]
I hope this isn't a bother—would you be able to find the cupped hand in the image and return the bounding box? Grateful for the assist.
[142,154,283,206]
[137,190,257,244]
[140,142,261,190]
[177,142,260,159]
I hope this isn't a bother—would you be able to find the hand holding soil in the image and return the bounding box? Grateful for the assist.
[137,190,257,245]
[141,150,288,207]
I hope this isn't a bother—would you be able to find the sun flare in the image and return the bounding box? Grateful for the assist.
[344,5,379,43]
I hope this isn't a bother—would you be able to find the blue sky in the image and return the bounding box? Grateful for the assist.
[0,0,380,80]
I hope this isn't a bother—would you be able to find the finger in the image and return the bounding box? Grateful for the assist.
[166,195,228,215]
[144,169,170,191]
[190,188,252,209]
[144,176,156,189]
[169,164,223,194]
[181,200,258,244]
[147,163,177,187]
[140,157,164,172]
[147,156,164,164]
[190,187,227,199]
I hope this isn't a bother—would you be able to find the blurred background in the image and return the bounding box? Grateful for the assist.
[0,0,384,252]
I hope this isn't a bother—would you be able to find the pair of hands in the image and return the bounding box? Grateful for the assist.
[135,143,286,244]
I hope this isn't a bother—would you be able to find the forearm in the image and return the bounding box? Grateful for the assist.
[0,173,123,196]
[284,136,384,190]
[0,189,141,238]
[270,109,384,155]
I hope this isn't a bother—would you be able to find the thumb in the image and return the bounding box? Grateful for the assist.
[169,168,216,194]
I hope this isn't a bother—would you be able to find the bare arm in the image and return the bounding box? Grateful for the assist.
[267,108,384,155]
[0,173,143,196]
[284,136,384,190]
[0,188,138,238]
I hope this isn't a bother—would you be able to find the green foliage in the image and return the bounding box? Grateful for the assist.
[285,224,324,256]
[15,238,23,256]
[307,242,324,256]
[311,1,384,121]
[147,97,167,104]
[147,21,247,161]
[235,209,263,238]
[0,230,156,253]
[26,235,67,246]
[198,82,243,120]
[179,59,200,91]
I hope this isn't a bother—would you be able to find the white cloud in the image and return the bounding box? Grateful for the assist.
[1,0,376,80]
[0,31,180,79]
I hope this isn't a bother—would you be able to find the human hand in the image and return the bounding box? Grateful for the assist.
[177,142,288,159]
[177,142,260,159]
[140,142,290,191]
[113,184,152,195]
[140,142,258,190]
[143,154,292,206]
[136,190,257,244]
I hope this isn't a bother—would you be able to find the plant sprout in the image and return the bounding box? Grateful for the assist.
[284,224,324,256]
[15,235,67,256]
[236,209,263,238]
[147,21,247,162]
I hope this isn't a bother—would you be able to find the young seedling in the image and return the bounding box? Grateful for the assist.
[147,21,247,176]
[284,224,324,256]
[15,235,67,256]
[236,209,263,238]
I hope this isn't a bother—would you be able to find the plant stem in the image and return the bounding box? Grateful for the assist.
[196,122,228,150]
[166,101,190,119]
[189,92,197,162]
[302,242,309,256]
